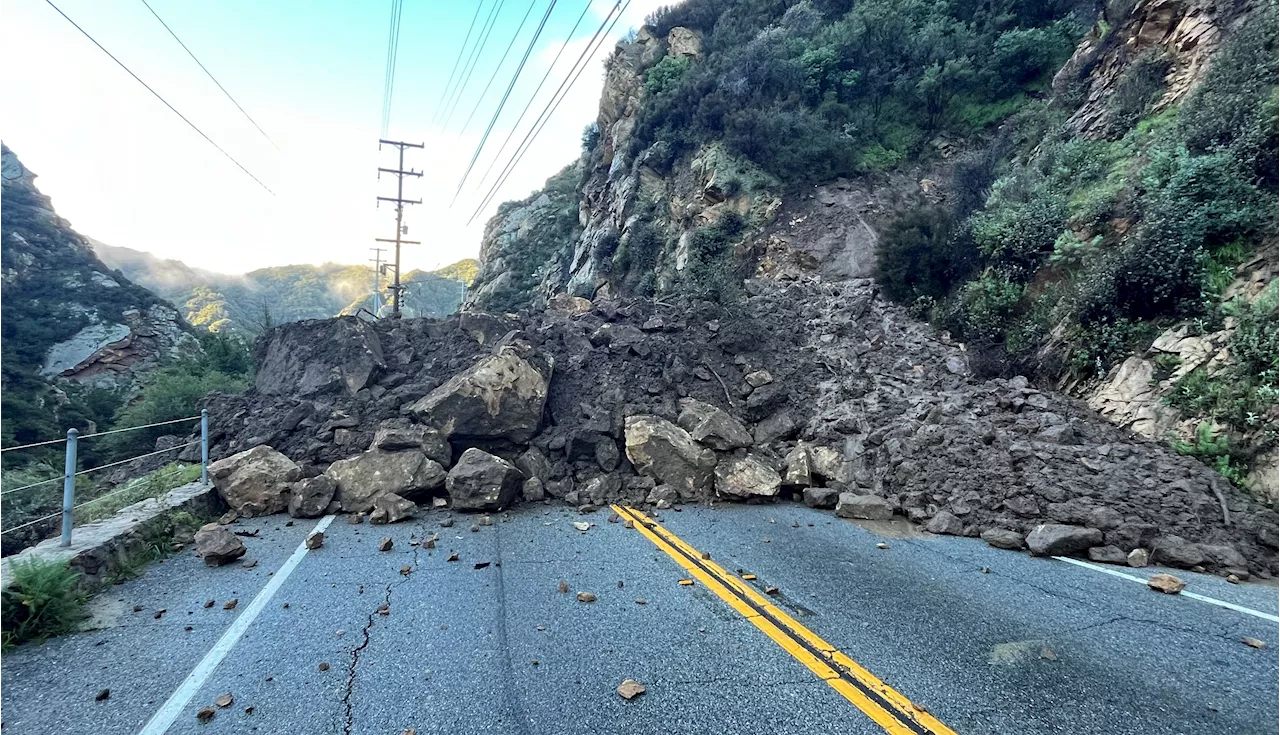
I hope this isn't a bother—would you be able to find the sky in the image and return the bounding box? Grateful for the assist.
[1,0,669,274]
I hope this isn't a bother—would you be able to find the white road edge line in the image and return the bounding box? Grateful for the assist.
[137,514,335,735]
[1053,555,1280,623]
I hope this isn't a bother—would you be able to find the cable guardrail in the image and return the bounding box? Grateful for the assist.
[1,410,210,546]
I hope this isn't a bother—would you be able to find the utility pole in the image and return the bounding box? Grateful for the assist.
[376,138,424,316]
[371,248,384,317]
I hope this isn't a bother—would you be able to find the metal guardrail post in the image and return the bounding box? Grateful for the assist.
[60,428,77,546]
[200,409,209,485]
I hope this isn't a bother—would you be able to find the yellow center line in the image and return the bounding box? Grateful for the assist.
[612,504,957,735]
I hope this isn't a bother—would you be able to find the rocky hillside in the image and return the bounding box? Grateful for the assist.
[93,242,478,335]
[470,0,1278,498]
[1,145,200,448]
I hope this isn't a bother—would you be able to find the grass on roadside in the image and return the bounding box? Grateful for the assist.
[76,462,203,525]
[1,558,87,648]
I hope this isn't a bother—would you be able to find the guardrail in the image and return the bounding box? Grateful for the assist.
[1,410,210,546]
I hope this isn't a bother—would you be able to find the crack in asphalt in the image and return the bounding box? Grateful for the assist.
[342,531,422,735]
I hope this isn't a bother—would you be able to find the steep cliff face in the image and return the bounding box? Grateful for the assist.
[1,145,199,444]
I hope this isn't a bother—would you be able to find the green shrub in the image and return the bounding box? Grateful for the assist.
[1171,422,1248,485]
[1107,49,1172,137]
[77,462,203,524]
[875,206,976,303]
[970,176,1070,276]
[953,273,1024,343]
[1,559,86,647]
[684,211,746,303]
[1067,317,1156,379]
[645,55,692,95]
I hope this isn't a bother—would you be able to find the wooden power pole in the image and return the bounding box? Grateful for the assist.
[369,247,386,314]
[376,139,423,316]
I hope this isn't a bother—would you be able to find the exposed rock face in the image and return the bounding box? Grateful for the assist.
[409,348,551,443]
[446,448,522,511]
[714,455,781,499]
[677,398,751,451]
[324,449,446,513]
[207,446,301,517]
[624,415,717,497]
[288,476,336,519]
[194,523,247,566]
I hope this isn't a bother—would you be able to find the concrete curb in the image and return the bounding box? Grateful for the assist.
[0,481,225,591]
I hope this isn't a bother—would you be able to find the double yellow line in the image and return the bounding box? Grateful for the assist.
[611,505,956,735]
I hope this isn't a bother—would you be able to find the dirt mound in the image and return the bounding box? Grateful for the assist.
[193,278,1278,577]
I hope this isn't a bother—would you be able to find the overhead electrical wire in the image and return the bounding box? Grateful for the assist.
[380,0,406,136]
[43,0,275,195]
[431,0,488,126]
[441,0,507,130]
[452,0,559,200]
[468,0,628,223]
[472,0,596,191]
[454,0,545,142]
[138,0,280,151]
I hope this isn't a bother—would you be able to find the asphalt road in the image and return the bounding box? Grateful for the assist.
[3,502,1277,735]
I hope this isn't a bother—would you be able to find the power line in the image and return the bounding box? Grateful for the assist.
[472,0,597,192]
[468,0,628,223]
[441,0,507,131]
[432,0,488,127]
[138,0,280,151]
[454,0,543,141]
[452,0,559,200]
[380,0,406,136]
[43,0,274,195]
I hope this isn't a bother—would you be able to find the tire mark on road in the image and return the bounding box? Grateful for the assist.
[493,524,535,735]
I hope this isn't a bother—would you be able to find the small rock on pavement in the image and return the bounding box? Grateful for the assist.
[1147,573,1186,594]
[617,679,646,700]
[197,707,216,723]
[318,662,330,671]
[194,523,247,566]
[305,531,325,549]
[369,492,416,525]
[400,565,412,576]
[1242,637,1267,649]
[223,599,239,610]
[577,591,597,603]
[95,689,110,701]
[215,694,234,708]
[981,528,1025,550]
[876,542,889,550]
[1127,548,1150,568]
[203,599,215,608]
[573,521,591,532]
[378,537,393,552]
[558,579,570,593]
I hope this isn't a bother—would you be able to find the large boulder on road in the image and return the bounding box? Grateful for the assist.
[1026,524,1103,556]
[446,448,522,511]
[714,455,781,499]
[208,445,301,517]
[835,493,894,521]
[677,399,751,451]
[325,449,446,513]
[624,415,717,497]
[369,492,416,524]
[194,523,247,566]
[288,476,336,518]
[371,419,451,467]
[408,348,551,443]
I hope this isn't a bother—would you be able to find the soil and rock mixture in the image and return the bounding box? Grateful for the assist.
[186,278,1279,579]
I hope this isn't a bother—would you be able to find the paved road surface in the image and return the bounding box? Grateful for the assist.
[3,503,1277,734]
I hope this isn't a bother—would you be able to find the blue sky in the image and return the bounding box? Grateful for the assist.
[1,0,665,273]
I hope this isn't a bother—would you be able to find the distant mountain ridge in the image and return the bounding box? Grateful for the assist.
[92,242,479,335]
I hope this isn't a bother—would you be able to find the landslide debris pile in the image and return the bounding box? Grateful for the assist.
[192,279,1278,578]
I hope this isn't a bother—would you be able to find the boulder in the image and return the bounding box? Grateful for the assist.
[802,487,839,509]
[445,448,522,511]
[1087,545,1128,565]
[194,523,247,566]
[325,449,446,513]
[714,456,781,499]
[835,493,893,521]
[808,446,848,486]
[370,420,451,467]
[1127,548,1150,567]
[667,26,702,58]
[783,445,813,486]
[677,398,751,451]
[925,511,964,536]
[207,446,301,517]
[288,476,336,519]
[647,484,678,508]
[408,349,551,443]
[369,493,416,524]
[1198,544,1248,572]
[624,415,717,497]
[981,528,1025,550]
[1147,573,1186,594]
[744,370,773,388]
[1152,535,1205,569]
[1026,524,1103,556]
[522,477,546,501]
